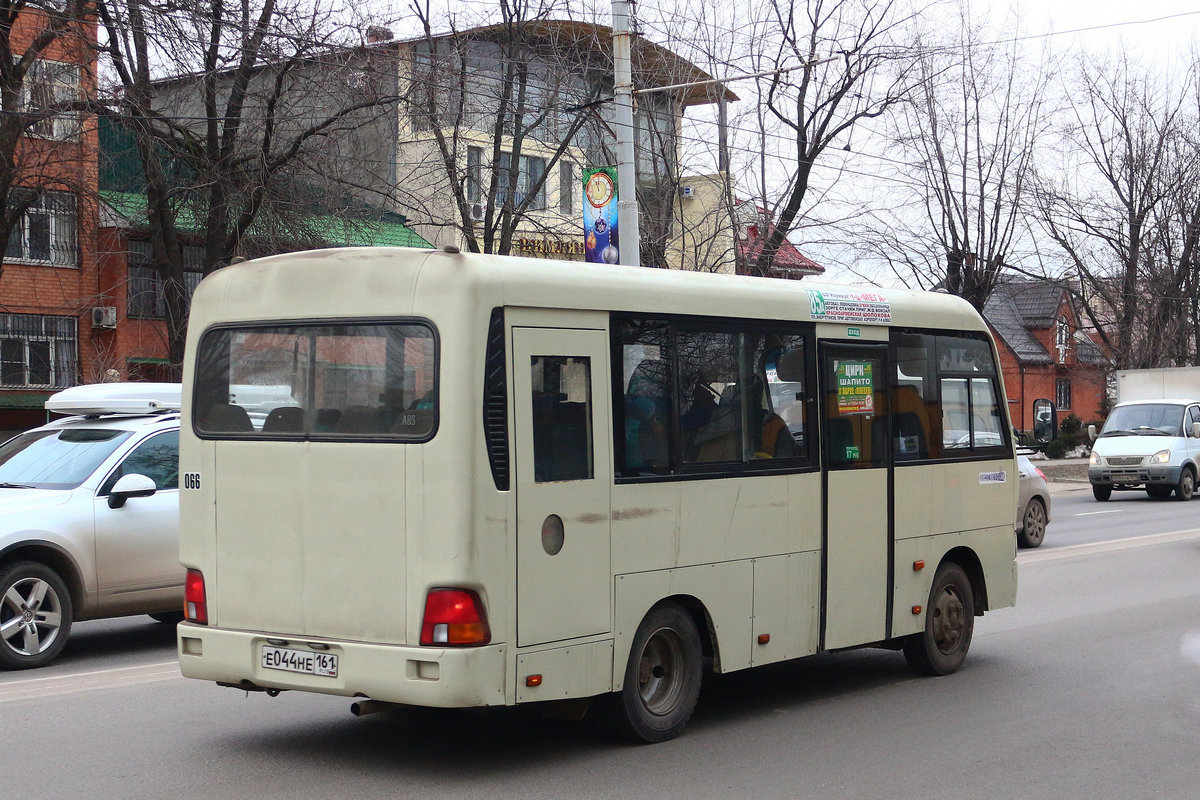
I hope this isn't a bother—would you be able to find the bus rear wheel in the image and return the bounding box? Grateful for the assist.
[904,562,974,677]
[604,603,702,743]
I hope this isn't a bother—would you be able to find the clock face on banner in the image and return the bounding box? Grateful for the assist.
[583,167,619,264]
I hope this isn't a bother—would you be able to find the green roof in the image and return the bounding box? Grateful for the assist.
[100,190,432,250]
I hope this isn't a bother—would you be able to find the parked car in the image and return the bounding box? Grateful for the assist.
[1016,454,1051,548]
[0,383,182,669]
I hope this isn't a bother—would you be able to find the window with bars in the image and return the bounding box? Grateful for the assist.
[1056,378,1072,410]
[4,190,77,266]
[126,241,205,318]
[0,313,77,388]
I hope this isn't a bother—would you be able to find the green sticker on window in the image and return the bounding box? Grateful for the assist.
[845,445,860,460]
[836,361,875,416]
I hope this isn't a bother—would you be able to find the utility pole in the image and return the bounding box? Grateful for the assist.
[612,0,641,267]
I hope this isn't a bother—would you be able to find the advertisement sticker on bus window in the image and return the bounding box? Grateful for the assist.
[836,361,875,415]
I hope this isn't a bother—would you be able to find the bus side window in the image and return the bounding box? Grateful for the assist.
[531,356,594,483]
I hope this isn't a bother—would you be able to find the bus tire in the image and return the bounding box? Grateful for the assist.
[903,562,974,677]
[605,603,702,743]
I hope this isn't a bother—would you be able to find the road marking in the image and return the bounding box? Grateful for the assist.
[0,661,181,704]
[1021,528,1200,563]
[1074,509,1123,516]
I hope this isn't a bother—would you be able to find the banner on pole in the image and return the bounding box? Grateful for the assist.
[583,167,619,263]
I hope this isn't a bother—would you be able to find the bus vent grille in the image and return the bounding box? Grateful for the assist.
[483,307,509,490]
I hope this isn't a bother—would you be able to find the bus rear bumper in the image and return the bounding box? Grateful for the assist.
[177,623,508,708]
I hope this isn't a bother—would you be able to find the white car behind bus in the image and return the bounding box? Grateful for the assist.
[0,383,182,669]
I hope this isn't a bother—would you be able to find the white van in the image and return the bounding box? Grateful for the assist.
[1088,399,1200,501]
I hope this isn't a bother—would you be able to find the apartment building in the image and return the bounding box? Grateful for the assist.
[0,9,99,432]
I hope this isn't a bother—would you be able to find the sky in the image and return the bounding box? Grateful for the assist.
[1021,1,1199,60]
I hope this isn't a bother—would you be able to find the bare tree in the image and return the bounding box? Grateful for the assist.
[93,0,404,373]
[877,3,1051,311]
[403,0,597,256]
[0,0,95,282]
[728,0,917,277]
[1034,50,1198,368]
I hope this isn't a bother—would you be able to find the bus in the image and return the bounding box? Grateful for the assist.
[176,247,1017,742]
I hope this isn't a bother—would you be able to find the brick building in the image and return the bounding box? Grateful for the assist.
[0,10,100,433]
[983,279,1109,434]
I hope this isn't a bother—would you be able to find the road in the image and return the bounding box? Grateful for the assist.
[1042,476,1200,548]
[3,502,1199,799]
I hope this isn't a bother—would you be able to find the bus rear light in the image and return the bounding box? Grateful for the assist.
[185,569,208,624]
[420,588,490,646]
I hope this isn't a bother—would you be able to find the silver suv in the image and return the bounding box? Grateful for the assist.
[0,383,182,669]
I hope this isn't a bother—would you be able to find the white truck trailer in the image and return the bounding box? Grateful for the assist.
[1114,367,1200,403]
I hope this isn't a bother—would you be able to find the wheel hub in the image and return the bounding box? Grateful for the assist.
[932,588,965,653]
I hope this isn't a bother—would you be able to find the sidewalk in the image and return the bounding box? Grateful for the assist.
[1030,456,1092,495]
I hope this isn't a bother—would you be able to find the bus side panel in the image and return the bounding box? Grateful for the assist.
[515,640,614,703]
[892,528,1018,639]
[611,473,818,577]
[675,477,789,564]
[894,459,1016,542]
[613,562,753,687]
[751,552,820,667]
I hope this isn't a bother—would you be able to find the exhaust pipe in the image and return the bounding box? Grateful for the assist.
[350,699,400,717]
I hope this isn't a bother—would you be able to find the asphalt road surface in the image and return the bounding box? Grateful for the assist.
[4,512,1199,799]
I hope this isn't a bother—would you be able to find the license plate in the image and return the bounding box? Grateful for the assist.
[261,645,338,677]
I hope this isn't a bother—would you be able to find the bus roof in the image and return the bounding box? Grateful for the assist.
[187,247,988,334]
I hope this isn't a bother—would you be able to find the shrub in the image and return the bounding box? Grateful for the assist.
[1043,436,1068,459]
[1060,413,1083,436]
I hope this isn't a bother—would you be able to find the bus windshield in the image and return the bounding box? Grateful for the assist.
[193,321,437,440]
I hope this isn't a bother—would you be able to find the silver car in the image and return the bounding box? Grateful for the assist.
[1016,454,1051,548]
[0,383,182,669]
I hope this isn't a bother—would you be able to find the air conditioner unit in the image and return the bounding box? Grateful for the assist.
[679,185,696,198]
[91,306,117,330]
[470,202,486,221]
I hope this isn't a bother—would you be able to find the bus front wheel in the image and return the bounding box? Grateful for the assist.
[903,562,975,677]
[605,603,702,743]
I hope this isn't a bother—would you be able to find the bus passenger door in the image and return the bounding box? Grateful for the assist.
[820,343,892,650]
[513,327,612,647]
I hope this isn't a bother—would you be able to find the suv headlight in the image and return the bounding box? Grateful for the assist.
[1090,451,1100,465]
[1150,449,1172,464]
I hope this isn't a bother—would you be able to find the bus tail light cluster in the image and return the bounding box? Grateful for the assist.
[420,588,490,646]
[185,569,208,624]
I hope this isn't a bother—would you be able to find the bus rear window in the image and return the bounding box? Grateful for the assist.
[193,322,437,440]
